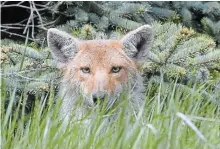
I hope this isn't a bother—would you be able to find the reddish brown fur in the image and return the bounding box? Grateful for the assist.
[62,40,137,95]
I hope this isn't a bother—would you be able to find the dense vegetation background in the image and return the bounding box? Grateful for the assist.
[1,1,220,149]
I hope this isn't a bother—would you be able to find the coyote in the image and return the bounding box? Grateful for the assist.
[47,25,153,119]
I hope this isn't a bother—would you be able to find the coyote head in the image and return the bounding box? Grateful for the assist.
[47,25,153,115]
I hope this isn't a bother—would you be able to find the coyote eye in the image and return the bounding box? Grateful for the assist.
[81,67,90,74]
[111,66,121,73]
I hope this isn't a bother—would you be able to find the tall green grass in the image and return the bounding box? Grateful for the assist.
[1,78,220,149]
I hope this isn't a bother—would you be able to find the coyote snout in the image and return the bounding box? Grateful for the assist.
[47,24,153,119]
[92,91,106,104]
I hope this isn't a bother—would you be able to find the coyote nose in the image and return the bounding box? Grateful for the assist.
[92,91,106,104]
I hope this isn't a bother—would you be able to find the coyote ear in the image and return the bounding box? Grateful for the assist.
[120,25,153,62]
[47,28,79,65]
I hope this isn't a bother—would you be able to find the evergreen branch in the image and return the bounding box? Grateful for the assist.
[192,50,220,65]
[109,14,142,30]
[1,44,44,60]
[82,2,109,17]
